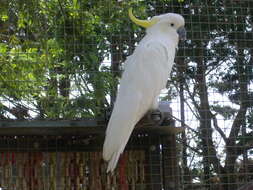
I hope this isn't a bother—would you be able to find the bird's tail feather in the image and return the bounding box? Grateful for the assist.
[103,114,136,172]
[106,149,122,173]
[103,92,147,172]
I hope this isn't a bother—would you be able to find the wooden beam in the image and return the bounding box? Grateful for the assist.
[0,119,103,136]
[0,119,184,136]
[0,119,102,128]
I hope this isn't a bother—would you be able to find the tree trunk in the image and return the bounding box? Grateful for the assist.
[196,55,213,188]
[224,46,248,190]
[177,58,191,185]
[195,44,223,188]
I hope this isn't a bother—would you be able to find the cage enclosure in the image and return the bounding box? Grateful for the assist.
[1,0,253,190]
[0,108,183,190]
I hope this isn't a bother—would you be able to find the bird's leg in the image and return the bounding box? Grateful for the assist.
[149,109,162,122]
[151,97,159,110]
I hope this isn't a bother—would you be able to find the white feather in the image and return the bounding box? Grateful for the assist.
[103,13,185,172]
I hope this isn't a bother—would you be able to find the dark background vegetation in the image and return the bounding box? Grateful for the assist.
[0,0,253,189]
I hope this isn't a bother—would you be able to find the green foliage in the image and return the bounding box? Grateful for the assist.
[0,0,252,189]
[211,105,237,119]
[0,0,148,119]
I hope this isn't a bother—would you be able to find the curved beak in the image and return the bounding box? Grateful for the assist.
[177,26,187,40]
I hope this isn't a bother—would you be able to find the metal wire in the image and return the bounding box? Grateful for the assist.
[0,0,253,190]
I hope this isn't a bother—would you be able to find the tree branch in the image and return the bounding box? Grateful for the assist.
[235,131,253,156]
[170,114,199,135]
[177,138,202,155]
[170,79,200,119]
[212,114,228,144]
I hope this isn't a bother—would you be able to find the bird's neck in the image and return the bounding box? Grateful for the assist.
[145,29,179,48]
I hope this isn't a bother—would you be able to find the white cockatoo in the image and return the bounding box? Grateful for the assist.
[103,8,186,172]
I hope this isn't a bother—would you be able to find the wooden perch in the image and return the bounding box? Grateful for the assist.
[0,119,184,136]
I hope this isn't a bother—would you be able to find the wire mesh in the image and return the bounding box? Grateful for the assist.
[0,0,253,190]
[0,134,177,190]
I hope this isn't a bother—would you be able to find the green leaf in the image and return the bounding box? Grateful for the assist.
[1,14,8,21]
[0,43,7,54]
[18,13,26,28]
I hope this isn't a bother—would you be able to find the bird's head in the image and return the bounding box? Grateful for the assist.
[129,8,186,41]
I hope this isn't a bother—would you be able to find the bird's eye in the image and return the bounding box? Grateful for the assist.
[170,23,174,27]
